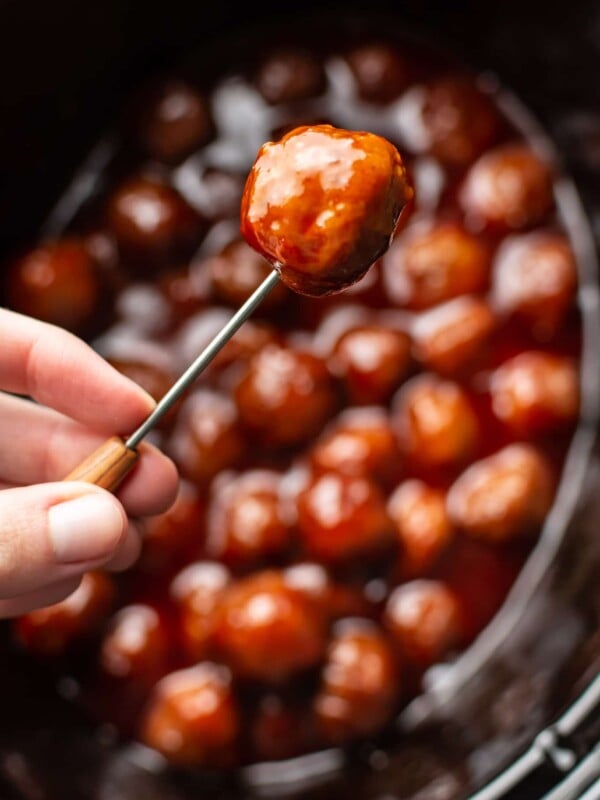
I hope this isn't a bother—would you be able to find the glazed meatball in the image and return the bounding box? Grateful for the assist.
[235,344,337,448]
[207,239,288,309]
[447,443,553,541]
[107,176,204,266]
[412,296,496,376]
[100,604,170,685]
[382,221,491,310]
[15,573,115,656]
[140,480,205,574]
[314,619,399,743]
[490,352,579,436]
[140,663,239,766]
[241,125,413,296]
[7,239,107,334]
[421,76,499,167]
[283,563,372,622]
[170,561,231,660]
[255,49,327,104]
[297,472,391,564]
[346,43,410,102]
[387,480,453,577]
[311,406,402,485]
[168,389,246,485]
[492,232,577,338]
[393,374,479,469]
[131,79,212,163]
[384,580,462,667]
[460,143,554,232]
[206,471,292,566]
[329,323,412,404]
[214,571,327,682]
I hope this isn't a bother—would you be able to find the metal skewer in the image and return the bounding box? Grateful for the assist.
[126,269,281,448]
[64,269,282,491]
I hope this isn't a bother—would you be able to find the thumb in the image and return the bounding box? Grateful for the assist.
[0,482,128,599]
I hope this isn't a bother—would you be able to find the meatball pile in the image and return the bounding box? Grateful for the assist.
[6,37,580,769]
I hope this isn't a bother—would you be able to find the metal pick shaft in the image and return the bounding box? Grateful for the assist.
[63,269,281,491]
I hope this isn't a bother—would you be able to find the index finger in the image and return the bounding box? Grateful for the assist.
[0,308,155,433]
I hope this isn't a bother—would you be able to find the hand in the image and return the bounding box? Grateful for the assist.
[0,309,179,617]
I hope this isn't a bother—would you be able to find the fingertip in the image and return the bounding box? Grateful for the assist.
[117,443,180,517]
[105,521,143,572]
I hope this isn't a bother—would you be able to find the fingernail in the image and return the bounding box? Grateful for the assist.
[49,494,125,564]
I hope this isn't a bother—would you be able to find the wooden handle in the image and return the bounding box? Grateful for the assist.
[64,436,139,492]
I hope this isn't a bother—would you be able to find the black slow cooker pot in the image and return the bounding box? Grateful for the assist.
[0,2,599,798]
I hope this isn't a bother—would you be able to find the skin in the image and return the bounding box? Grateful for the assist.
[0,308,179,617]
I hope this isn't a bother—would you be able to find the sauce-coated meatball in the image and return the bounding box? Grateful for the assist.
[241,125,413,296]
[7,239,107,334]
[314,620,399,743]
[447,443,553,541]
[387,480,453,576]
[140,663,239,766]
[214,571,327,682]
[384,580,462,666]
[207,470,292,565]
[393,374,479,469]
[329,323,412,404]
[311,406,402,485]
[490,352,579,435]
[460,144,554,232]
[383,221,490,310]
[492,232,577,338]
[15,573,115,656]
[297,472,391,563]
[235,344,337,447]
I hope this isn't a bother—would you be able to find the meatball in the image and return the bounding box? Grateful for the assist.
[387,480,453,577]
[492,232,577,338]
[140,663,239,766]
[168,390,246,485]
[412,296,496,376]
[311,406,402,485]
[460,143,554,232]
[382,221,490,310]
[7,239,107,335]
[207,239,288,309]
[214,571,327,682]
[447,443,553,541]
[100,604,170,685]
[241,124,413,296]
[170,561,231,660]
[206,471,292,566]
[297,472,391,564]
[131,79,212,163]
[255,49,327,104]
[393,374,479,469]
[490,352,579,436]
[14,573,115,656]
[329,323,412,404]
[421,76,499,167]
[384,580,462,667]
[140,480,205,574]
[346,43,410,103]
[235,344,337,448]
[107,175,204,266]
[314,620,399,743]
